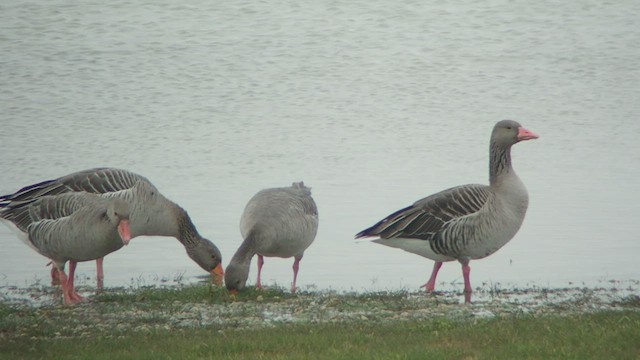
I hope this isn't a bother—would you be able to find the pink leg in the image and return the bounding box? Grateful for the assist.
[66,261,85,303]
[57,263,82,305]
[67,261,76,290]
[255,255,264,289]
[96,257,104,291]
[460,260,472,304]
[57,268,72,304]
[291,255,302,293]
[50,263,61,286]
[420,261,443,292]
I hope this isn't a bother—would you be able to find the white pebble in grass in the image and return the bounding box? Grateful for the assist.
[472,309,496,319]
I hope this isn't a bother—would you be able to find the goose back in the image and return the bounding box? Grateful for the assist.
[0,168,223,274]
[24,193,130,264]
[240,181,318,258]
[0,168,177,238]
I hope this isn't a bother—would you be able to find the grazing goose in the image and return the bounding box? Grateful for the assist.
[355,120,538,303]
[225,182,318,293]
[0,192,131,304]
[0,168,224,287]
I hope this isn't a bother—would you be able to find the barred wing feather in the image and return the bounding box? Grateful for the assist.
[356,184,491,241]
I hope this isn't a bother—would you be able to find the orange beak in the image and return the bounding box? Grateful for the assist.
[211,263,224,286]
[118,220,131,246]
[228,289,238,295]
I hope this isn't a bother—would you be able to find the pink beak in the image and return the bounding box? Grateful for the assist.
[118,220,131,246]
[517,127,539,141]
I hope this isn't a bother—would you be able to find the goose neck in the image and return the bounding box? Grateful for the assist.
[489,141,513,185]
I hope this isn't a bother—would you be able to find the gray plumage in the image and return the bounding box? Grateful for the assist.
[0,192,131,304]
[225,182,319,293]
[22,193,129,263]
[0,168,223,284]
[356,120,538,303]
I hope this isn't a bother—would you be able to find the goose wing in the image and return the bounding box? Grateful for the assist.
[0,168,148,207]
[355,184,491,241]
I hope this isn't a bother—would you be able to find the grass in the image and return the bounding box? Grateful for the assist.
[1,284,639,359]
[94,283,295,305]
[1,311,639,359]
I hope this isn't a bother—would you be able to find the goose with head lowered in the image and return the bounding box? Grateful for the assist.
[225,182,318,294]
[355,120,538,303]
[0,168,224,288]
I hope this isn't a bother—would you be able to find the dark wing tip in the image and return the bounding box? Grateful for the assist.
[354,205,414,239]
[354,228,374,239]
[355,217,387,239]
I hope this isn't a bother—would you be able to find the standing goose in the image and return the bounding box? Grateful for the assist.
[355,120,538,303]
[0,192,131,304]
[225,182,318,293]
[0,168,224,287]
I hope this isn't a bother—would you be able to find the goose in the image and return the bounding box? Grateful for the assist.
[0,168,224,287]
[225,182,318,293]
[355,120,538,303]
[0,192,131,304]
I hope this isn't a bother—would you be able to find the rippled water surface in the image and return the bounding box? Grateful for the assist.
[1,0,638,293]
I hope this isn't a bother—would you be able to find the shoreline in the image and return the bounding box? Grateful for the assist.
[1,281,638,340]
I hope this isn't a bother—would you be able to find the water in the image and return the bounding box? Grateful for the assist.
[1,0,638,293]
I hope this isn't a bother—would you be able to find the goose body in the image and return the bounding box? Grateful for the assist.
[0,168,223,287]
[0,192,131,304]
[356,120,538,303]
[225,182,318,293]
